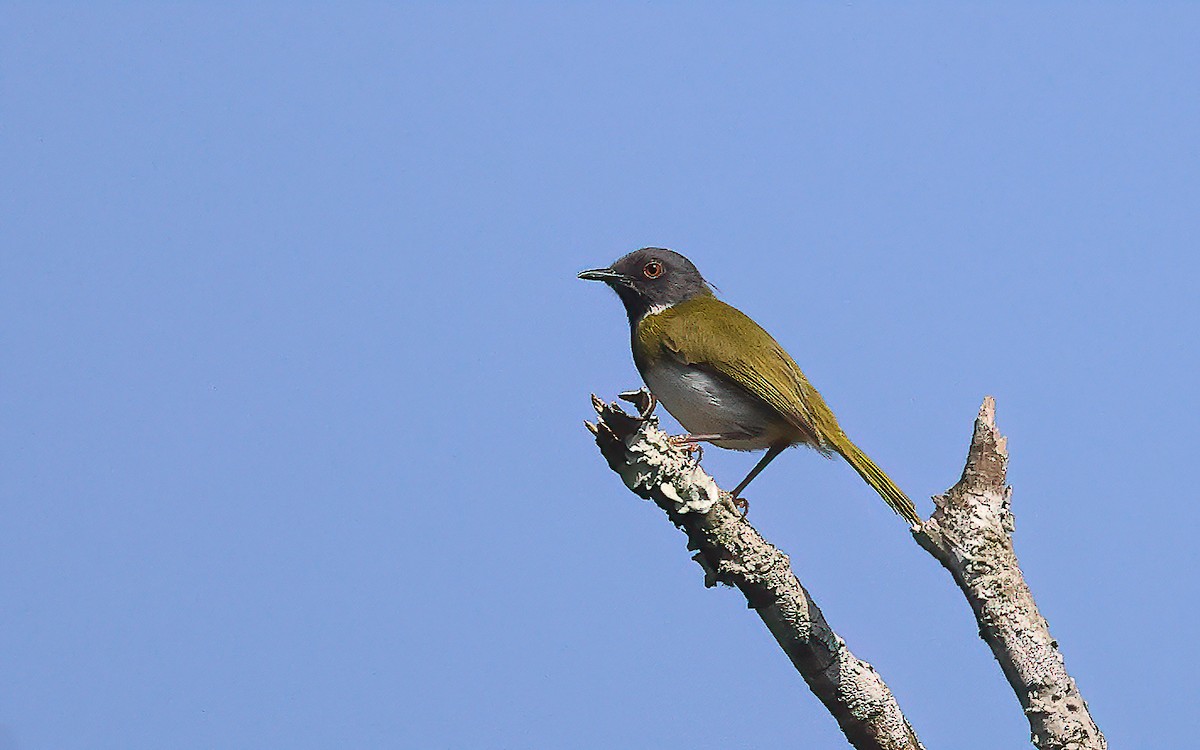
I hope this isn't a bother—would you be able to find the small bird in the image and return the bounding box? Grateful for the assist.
[579,247,920,525]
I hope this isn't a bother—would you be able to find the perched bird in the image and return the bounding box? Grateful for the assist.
[579,247,920,525]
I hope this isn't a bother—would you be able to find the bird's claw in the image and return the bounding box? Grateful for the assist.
[668,434,704,462]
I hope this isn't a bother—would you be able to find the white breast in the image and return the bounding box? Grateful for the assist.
[641,358,792,451]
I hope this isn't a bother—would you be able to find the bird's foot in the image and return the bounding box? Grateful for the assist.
[732,495,749,516]
[617,388,657,420]
[671,433,730,464]
[667,434,705,462]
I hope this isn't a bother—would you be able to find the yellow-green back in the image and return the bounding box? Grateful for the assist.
[634,295,839,448]
[634,295,921,525]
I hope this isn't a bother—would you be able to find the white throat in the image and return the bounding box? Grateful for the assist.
[636,302,673,324]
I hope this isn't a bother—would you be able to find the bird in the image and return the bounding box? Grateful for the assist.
[579,247,921,526]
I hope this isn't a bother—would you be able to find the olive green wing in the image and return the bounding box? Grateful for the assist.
[647,297,839,447]
[643,296,921,524]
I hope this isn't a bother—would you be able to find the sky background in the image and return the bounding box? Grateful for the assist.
[2,4,1196,749]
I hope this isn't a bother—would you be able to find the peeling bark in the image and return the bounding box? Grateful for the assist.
[913,397,1105,750]
[587,393,923,750]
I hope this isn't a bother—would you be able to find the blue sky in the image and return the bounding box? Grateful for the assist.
[2,4,1196,748]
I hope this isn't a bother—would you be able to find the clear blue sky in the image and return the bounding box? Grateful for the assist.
[3,4,1195,749]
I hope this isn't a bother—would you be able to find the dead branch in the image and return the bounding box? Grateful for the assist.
[913,397,1105,750]
[587,392,923,750]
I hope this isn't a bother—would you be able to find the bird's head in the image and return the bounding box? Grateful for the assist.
[578,247,711,323]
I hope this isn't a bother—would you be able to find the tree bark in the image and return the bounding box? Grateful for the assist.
[912,397,1106,750]
[587,393,924,750]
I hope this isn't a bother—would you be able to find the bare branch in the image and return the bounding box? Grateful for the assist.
[913,397,1106,750]
[588,393,923,750]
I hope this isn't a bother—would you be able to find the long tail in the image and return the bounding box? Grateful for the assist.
[833,439,921,526]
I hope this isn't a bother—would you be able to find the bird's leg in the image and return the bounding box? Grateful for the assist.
[669,433,726,444]
[729,444,787,513]
[617,388,657,420]
[668,433,726,463]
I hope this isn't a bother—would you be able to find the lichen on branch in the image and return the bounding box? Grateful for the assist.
[913,397,1106,750]
[586,392,924,750]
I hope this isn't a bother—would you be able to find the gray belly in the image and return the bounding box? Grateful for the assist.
[640,359,794,451]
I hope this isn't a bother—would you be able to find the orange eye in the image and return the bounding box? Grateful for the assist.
[643,260,663,279]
